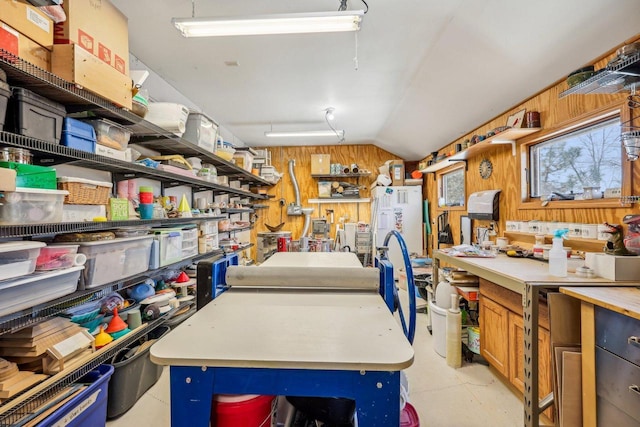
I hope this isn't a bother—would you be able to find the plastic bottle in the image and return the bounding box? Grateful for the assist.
[533,234,545,259]
[446,293,462,368]
[548,229,569,277]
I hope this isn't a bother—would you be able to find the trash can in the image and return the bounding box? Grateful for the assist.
[106,325,170,419]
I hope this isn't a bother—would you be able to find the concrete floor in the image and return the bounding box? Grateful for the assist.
[106,311,524,426]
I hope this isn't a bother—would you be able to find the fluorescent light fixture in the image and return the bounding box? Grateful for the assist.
[172,10,364,37]
[265,130,345,138]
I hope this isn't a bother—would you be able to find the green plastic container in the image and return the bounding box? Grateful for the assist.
[0,161,56,189]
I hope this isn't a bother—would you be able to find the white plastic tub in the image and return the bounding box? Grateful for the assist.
[0,266,82,317]
[0,241,45,280]
[151,229,183,267]
[183,112,218,152]
[75,236,153,289]
[429,300,447,358]
[145,102,190,137]
[36,244,82,271]
[0,188,68,224]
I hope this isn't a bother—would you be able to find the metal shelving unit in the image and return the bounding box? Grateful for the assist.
[219,208,254,214]
[0,50,274,188]
[559,50,640,98]
[310,172,372,178]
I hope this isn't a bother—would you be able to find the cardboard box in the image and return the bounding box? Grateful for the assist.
[585,252,640,281]
[0,0,53,48]
[54,0,129,76]
[52,44,132,109]
[390,159,405,186]
[0,167,16,192]
[311,154,330,175]
[0,23,50,70]
[95,143,127,161]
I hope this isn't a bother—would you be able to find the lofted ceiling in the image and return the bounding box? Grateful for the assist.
[111,0,640,160]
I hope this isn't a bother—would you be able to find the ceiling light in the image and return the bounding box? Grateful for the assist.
[265,130,345,138]
[172,10,364,37]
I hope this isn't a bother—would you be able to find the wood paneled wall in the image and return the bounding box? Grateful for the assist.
[249,144,402,259]
[423,34,640,254]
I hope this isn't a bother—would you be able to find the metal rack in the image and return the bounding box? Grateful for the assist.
[559,50,640,98]
[0,132,267,199]
[0,49,273,188]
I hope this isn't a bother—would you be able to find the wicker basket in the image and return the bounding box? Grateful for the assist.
[57,177,113,205]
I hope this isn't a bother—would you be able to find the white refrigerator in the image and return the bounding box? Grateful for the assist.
[371,186,424,276]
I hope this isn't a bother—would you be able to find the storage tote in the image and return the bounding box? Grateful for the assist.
[57,177,113,205]
[74,236,153,289]
[83,118,131,151]
[0,188,68,224]
[0,162,56,189]
[8,87,66,144]
[61,117,97,153]
[0,266,82,317]
[0,241,45,281]
[183,111,218,152]
[36,364,114,427]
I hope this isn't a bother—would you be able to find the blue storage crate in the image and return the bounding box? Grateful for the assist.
[61,117,97,153]
[37,364,114,427]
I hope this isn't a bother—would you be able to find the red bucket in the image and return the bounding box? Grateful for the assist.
[401,402,420,426]
[211,394,275,427]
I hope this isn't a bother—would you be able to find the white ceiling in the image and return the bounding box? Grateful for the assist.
[112,0,640,160]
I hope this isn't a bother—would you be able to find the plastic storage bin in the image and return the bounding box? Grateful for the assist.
[183,111,218,152]
[8,87,66,144]
[145,102,190,137]
[0,81,9,130]
[37,364,114,427]
[0,241,45,280]
[151,229,183,267]
[0,161,57,189]
[36,244,81,271]
[106,325,170,418]
[75,236,153,289]
[233,150,254,172]
[83,118,131,151]
[0,266,82,317]
[61,117,97,153]
[0,188,68,224]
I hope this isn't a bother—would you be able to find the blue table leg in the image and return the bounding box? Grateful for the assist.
[168,366,401,427]
[169,366,215,427]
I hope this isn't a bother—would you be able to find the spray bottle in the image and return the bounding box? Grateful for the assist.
[548,229,569,277]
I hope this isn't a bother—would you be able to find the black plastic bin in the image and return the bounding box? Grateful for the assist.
[7,87,66,143]
[106,324,170,419]
[0,81,9,131]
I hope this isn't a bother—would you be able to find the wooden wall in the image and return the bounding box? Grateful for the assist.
[249,144,402,259]
[423,34,640,254]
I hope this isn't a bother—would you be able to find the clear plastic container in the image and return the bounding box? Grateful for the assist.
[75,236,153,289]
[0,266,82,317]
[0,241,45,280]
[84,119,131,151]
[36,244,81,271]
[0,188,68,224]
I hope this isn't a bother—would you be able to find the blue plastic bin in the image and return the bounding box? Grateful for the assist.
[38,364,114,427]
[61,117,97,153]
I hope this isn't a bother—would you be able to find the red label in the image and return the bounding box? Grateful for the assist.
[114,55,125,74]
[98,43,111,65]
[77,29,94,54]
[0,27,19,60]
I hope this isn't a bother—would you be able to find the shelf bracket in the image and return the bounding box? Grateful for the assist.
[491,140,516,156]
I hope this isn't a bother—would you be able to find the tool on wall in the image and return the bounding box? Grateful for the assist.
[437,210,454,248]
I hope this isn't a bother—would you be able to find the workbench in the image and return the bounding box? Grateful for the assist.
[560,286,640,426]
[432,250,639,427]
[150,252,414,426]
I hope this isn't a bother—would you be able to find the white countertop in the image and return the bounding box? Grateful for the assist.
[434,251,637,294]
[151,289,414,371]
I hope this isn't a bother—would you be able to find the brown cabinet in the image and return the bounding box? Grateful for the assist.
[479,295,509,377]
[479,279,554,421]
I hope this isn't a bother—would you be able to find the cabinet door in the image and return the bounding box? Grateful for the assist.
[479,295,509,377]
[509,311,554,420]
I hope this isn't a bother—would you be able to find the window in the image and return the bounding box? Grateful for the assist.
[438,167,465,207]
[529,117,621,199]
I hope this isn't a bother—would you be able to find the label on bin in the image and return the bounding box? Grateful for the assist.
[53,389,101,427]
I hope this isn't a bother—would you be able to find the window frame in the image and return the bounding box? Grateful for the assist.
[436,164,466,211]
[519,106,633,210]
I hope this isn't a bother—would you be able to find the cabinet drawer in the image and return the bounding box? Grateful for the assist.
[596,347,640,423]
[595,306,640,365]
